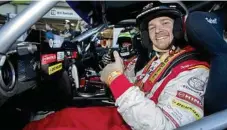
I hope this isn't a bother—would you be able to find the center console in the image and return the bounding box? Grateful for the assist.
[40,30,114,107]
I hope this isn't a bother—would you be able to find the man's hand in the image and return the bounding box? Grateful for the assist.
[100,51,124,85]
[102,53,112,66]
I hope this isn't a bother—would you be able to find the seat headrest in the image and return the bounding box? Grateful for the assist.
[186,11,227,54]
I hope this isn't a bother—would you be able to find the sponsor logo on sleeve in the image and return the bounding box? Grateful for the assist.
[41,54,56,65]
[48,63,62,75]
[182,85,204,96]
[187,77,205,91]
[172,99,202,120]
[176,91,203,109]
[180,64,194,69]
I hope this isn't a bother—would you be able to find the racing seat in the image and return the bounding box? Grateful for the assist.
[133,33,150,74]
[186,11,227,115]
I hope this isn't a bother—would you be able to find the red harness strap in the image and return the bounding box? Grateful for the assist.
[135,56,157,87]
[150,60,209,104]
[142,49,189,93]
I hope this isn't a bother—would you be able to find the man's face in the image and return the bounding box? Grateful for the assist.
[148,16,174,50]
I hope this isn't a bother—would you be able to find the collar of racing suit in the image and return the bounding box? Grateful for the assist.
[155,46,180,62]
[135,45,195,90]
[153,44,169,53]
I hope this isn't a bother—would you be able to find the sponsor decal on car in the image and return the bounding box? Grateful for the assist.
[176,91,203,108]
[48,63,62,75]
[72,51,78,59]
[41,54,56,65]
[57,52,65,61]
[66,51,72,58]
[172,99,201,120]
[65,51,78,59]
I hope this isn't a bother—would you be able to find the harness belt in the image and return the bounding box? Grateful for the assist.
[135,46,209,103]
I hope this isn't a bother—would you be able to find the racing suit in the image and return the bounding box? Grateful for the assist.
[23,46,209,130]
[123,56,138,82]
[110,46,209,129]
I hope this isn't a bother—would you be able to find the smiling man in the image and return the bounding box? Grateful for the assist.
[148,17,174,51]
[100,2,210,129]
[23,2,210,130]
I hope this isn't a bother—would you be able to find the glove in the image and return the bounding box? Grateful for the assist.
[100,51,124,85]
[102,53,112,66]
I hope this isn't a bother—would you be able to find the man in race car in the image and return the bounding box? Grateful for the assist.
[100,2,209,129]
[23,2,209,130]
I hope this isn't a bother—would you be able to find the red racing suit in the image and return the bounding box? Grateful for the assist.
[23,46,209,130]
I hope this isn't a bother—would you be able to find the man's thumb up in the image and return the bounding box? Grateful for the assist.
[113,51,124,70]
[100,51,124,85]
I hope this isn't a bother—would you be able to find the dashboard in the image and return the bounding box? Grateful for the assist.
[0,29,79,107]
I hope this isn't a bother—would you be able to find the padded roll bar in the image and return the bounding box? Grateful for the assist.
[177,109,227,130]
[0,0,59,54]
[0,1,10,6]
[188,1,213,12]
[71,23,107,43]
